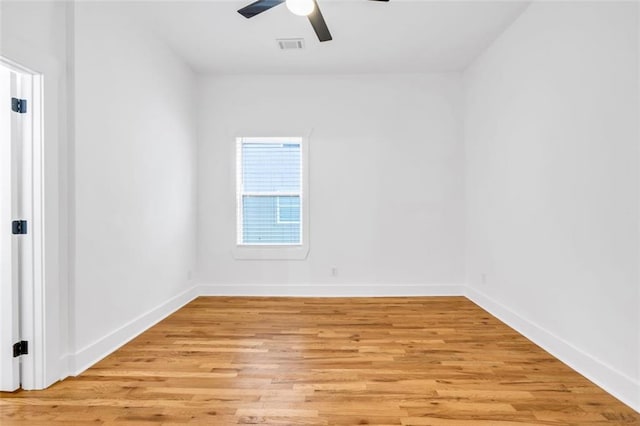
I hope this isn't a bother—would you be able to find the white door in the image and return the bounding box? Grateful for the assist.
[0,65,33,392]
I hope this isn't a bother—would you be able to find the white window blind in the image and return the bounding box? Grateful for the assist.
[236,137,303,245]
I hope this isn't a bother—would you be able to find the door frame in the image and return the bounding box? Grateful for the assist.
[0,55,45,391]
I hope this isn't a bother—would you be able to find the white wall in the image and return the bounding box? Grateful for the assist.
[197,74,464,293]
[72,3,198,371]
[464,1,639,409]
[0,1,71,386]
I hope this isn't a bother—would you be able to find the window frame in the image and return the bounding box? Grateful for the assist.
[232,134,310,260]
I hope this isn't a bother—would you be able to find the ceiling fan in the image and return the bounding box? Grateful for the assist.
[238,0,389,42]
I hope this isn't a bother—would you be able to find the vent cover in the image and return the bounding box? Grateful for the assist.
[277,38,304,50]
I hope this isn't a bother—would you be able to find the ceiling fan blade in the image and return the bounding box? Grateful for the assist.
[238,0,285,18]
[307,0,332,42]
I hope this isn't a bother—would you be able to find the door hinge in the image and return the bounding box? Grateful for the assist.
[12,220,27,235]
[13,341,28,357]
[11,97,27,114]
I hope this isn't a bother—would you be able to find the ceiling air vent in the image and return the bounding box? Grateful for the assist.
[277,38,305,50]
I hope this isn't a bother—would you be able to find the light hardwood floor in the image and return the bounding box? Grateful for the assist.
[0,297,638,425]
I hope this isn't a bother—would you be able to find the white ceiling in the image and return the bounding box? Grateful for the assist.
[122,0,530,74]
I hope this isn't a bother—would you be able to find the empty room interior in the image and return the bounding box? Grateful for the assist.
[0,0,639,424]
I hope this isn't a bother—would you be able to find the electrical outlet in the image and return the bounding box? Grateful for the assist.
[331,267,338,277]
[481,273,487,285]
[188,270,193,281]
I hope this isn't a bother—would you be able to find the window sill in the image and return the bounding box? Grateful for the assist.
[232,244,309,260]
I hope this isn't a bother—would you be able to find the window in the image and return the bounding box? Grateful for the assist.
[236,137,303,246]
[276,196,300,224]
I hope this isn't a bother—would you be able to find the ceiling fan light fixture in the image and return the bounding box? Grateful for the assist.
[286,0,315,16]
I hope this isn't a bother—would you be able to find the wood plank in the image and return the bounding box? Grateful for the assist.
[0,296,636,425]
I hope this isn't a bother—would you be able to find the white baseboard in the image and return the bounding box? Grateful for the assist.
[465,286,640,413]
[70,285,199,376]
[197,283,465,297]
